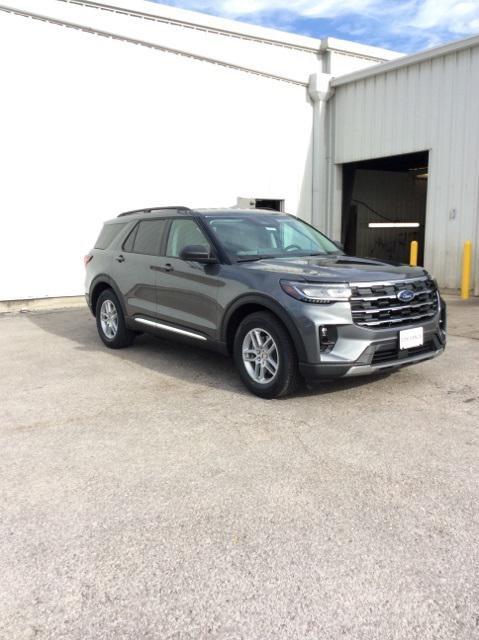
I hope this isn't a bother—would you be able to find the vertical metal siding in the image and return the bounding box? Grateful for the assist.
[332,45,479,291]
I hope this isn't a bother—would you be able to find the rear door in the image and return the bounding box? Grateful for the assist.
[156,218,221,338]
[111,218,168,320]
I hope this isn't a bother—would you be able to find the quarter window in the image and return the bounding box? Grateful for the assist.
[94,223,127,249]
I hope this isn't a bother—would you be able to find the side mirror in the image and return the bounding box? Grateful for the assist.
[180,244,216,264]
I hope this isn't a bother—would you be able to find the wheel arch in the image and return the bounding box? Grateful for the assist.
[89,275,126,318]
[221,294,307,361]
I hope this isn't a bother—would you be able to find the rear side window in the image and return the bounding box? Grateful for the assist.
[131,219,168,256]
[123,225,137,252]
[94,223,127,250]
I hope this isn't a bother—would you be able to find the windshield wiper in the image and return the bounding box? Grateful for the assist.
[236,255,274,263]
[307,251,342,257]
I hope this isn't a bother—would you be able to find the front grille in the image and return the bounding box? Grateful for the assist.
[371,340,436,365]
[350,277,439,329]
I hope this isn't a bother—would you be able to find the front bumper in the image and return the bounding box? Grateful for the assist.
[296,297,447,381]
[300,343,444,380]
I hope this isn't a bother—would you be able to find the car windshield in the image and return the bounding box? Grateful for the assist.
[205,213,340,261]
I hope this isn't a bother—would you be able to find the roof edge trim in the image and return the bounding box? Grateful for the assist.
[332,33,479,87]
[0,4,308,86]
[59,0,323,53]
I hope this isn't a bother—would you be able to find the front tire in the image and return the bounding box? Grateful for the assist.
[96,289,135,349]
[233,312,300,399]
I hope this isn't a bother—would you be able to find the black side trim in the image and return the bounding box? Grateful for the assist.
[221,294,307,361]
[299,363,351,380]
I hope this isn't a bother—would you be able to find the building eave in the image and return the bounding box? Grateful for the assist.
[321,37,402,62]
[39,0,402,63]
[332,32,479,86]
[59,0,324,52]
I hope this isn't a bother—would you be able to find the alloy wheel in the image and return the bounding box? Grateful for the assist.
[100,299,119,339]
[242,328,279,384]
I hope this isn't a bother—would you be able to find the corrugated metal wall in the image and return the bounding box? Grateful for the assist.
[331,45,479,292]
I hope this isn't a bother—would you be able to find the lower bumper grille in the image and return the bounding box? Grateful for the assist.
[371,338,438,366]
[350,277,439,329]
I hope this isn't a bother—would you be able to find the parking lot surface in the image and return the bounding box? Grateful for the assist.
[1,297,478,640]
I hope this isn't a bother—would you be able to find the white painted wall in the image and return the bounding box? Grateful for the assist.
[0,10,313,300]
[325,44,401,76]
[0,0,399,301]
[331,41,479,292]
[7,0,317,84]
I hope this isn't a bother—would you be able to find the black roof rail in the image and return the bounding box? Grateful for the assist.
[117,206,192,218]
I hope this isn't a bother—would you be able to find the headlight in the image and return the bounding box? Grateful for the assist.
[280,280,352,303]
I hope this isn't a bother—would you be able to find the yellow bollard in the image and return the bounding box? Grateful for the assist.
[410,241,418,267]
[461,240,472,300]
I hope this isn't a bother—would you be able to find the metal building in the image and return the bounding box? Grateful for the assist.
[327,37,479,294]
[0,0,478,300]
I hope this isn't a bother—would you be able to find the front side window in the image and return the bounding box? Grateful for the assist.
[206,214,339,261]
[166,219,210,258]
[129,219,168,256]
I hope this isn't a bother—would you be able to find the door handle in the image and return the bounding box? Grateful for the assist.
[150,263,174,272]
[115,254,125,263]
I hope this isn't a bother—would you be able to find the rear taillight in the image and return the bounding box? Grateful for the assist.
[84,255,93,268]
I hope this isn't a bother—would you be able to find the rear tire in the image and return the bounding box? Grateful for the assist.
[233,311,301,399]
[96,289,135,349]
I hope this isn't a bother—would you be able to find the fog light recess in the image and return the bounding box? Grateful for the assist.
[319,326,338,353]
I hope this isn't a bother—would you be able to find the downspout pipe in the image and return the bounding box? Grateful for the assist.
[308,73,334,232]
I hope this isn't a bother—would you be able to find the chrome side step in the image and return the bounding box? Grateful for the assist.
[135,318,207,341]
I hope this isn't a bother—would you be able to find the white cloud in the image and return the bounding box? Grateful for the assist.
[410,0,479,34]
[166,0,383,19]
[156,0,479,50]
[163,0,479,24]
[216,0,379,18]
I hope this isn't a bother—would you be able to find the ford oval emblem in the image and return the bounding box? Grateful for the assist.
[398,289,415,302]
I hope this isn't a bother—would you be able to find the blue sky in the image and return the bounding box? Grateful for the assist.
[147,0,479,53]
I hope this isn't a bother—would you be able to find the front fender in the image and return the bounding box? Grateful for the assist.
[221,293,307,362]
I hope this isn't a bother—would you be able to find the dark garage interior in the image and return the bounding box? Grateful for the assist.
[341,151,429,265]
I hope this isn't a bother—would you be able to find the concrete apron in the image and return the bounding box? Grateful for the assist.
[0,296,87,314]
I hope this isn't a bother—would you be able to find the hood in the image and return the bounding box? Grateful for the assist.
[239,254,428,283]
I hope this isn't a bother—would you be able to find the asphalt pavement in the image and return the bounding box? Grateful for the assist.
[0,297,478,639]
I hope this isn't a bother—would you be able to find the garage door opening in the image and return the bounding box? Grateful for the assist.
[341,151,428,265]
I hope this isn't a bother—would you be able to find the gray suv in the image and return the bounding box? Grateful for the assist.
[85,207,446,398]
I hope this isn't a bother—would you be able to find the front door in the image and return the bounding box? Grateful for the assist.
[111,218,168,319]
[156,218,221,338]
